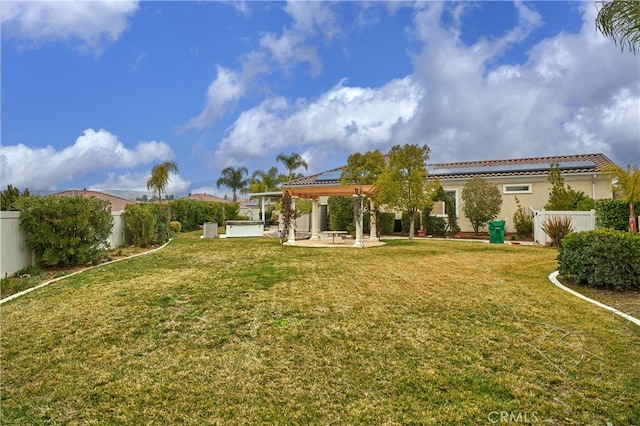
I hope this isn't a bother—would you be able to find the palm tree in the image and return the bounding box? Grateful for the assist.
[603,163,640,232]
[250,166,287,193]
[596,0,640,54]
[217,166,250,203]
[146,160,179,203]
[276,153,308,181]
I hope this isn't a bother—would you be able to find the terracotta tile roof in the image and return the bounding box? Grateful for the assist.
[48,190,137,212]
[182,193,230,203]
[429,153,615,179]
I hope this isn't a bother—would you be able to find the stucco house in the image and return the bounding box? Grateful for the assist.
[429,153,616,233]
[281,153,616,235]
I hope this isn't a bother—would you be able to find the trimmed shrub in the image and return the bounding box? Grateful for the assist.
[596,199,640,231]
[424,215,447,237]
[169,199,225,232]
[169,221,182,233]
[18,195,113,267]
[123,203,171,247]
[378,212,395,235]
[558,230,640,290]
[512,196,533,239]
[328,196,354,232]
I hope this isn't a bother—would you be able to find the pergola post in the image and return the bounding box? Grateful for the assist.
[310,198,320,240]
[369,198,379,241]
[353,194,364,248]
[286,196,297,245]
[261,196,266,223]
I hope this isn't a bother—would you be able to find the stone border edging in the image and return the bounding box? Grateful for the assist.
[548,271,640,327]
[0,240,172,305]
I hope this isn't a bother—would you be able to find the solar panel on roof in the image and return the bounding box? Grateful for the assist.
[318,170,343,181]
[430,160,595,176]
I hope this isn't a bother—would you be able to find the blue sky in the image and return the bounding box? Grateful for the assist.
[2,1,639,198]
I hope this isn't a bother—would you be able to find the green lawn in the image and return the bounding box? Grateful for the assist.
[1,233,639,425]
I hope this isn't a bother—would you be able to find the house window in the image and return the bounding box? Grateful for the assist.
[442,189,458,217]
[503,184,532,194]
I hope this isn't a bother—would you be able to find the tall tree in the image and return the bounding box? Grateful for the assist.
[340,150,386,186]
[596,0,640,54]
[603,163,640,232]
[277,153,308,181]
[461,177,503,235]
[217,166,250,203]
[146,160,178,203]
[376,144,435,242]
[250,167,287,193]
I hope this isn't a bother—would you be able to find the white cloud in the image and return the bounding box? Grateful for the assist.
[399,1,639,164]
[1,1,139,55]
[259,1,341,77]
[213,77,423,171]
[1,128,174,190]
[184,66,248,130]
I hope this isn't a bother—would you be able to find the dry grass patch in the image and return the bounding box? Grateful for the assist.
[1,234,639,424]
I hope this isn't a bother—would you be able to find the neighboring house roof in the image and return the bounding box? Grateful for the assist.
[429,153,615,180]
[182,193,230,203]
[48,189,136,211]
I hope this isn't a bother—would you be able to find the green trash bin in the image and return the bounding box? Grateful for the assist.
[489,220,505,244]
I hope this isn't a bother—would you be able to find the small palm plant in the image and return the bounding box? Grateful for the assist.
[541,216,573,249]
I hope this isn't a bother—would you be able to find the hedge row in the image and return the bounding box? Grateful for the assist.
[558,229,640,290]
[595,199,640,231]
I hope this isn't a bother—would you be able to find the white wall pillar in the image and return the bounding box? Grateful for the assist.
[261,196,266,222]
[310,198,320,240]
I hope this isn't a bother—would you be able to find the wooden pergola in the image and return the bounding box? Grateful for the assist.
[280,167,379,247]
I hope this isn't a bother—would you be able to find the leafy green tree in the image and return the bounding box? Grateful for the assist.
[376,144,435,241]
[596,0,640,54]
[603,163,640,232]
[19,196,113,266]
[1,185,31,211]
[277,153,308,181]
[461,177,503,235]
[340,150,386,186]
[217,166,250,203]
[147,160,179,203]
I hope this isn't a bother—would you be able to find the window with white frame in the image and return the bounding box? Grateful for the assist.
[503,184,532,194]
[443,189,458,217]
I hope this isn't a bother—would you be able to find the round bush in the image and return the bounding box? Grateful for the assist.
[558,229,640,290]
[169,221,182,233]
